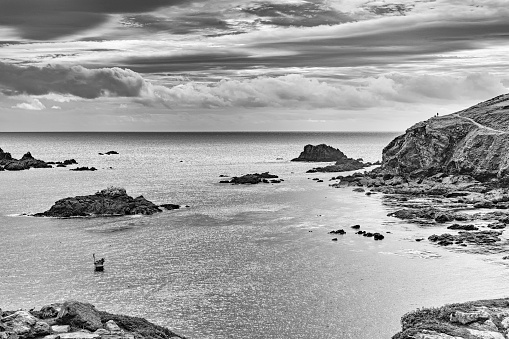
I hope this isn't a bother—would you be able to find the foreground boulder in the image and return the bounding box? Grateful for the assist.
[34,187,162,217]
[0,300,184,339]
[392,298,509,339]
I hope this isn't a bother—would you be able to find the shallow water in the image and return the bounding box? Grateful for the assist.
[1,132,508,339]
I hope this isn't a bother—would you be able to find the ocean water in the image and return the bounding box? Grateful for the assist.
[1,132,509,339]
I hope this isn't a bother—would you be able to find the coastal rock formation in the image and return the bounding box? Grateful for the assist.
[392,298,509,339]
[0,149,52,171]
[33,187,162,217]
[219,172,282,184]
[0,300,183,339]
[379,93,509,182]
[292,144,350,162]
[290,144,372,173]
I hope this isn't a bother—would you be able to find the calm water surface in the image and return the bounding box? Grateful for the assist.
[1,132,508,339]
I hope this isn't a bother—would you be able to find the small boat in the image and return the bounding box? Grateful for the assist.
[93,253,105,272]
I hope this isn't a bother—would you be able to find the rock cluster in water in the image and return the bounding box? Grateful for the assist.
[291,144,375,173]
[219,172,283,184]
[393,298,509,339]
[33,187,164,217]
[0,149,52,171]
[0,300,183,339]
[0,148,85,171]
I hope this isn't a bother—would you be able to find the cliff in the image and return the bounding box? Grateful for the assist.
[380,93,509,182]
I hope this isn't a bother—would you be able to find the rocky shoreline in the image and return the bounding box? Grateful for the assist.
[392,298,509,339]
[0,300,184,339]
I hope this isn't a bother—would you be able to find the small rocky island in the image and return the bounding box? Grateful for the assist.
[33,187,173,217]
[291,144,375,173]
[219,172,283,184]
[0,300,184,339]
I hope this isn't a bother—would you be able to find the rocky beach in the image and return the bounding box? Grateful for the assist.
[0,301,184,339]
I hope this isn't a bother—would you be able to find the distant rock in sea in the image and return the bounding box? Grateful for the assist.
[70,166,97,171]
[291,144,349,162]
[33,187,163,217]
[0,149,52,171]
[100,151,119,155]
[292,144,372,173]
[0,300,184,339]
[219,172,282,184]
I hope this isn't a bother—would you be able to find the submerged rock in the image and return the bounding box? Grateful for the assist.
[33,187,162,217]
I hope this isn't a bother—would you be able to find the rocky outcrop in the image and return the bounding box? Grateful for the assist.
[291,144,373,173]
[379,93,509,182]
[219,172,282,184]
[392,298,509,339]
[0,300,184,339]
[33,187,163,217]
[291,144,351,162]
[0,150,52,171]
[0,148,81,171]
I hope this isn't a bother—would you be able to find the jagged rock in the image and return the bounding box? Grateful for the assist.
[429,231,502,246]
[447,224,478,231]
[1,311,37,335]
[33,321,51,335]
[56,301,102,331]
[291,144,349,162]
[34,187,162,217]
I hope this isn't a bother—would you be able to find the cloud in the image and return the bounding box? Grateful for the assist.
[51,105,61,109]
[13,98,46,110]
[1,62,506,111]
[0,62,149,98]
[0,0,203,40]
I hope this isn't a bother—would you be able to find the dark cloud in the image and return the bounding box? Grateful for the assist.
[129,17,509,73]
[365,3,413,16]
[0,62,148,98]
[127,13,232,35]
[0,0,201,40]
[240,2,353,27]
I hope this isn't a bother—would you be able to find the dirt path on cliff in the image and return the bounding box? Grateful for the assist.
[453,114,506,134]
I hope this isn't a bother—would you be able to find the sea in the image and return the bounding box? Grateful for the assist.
[1,132,509,339]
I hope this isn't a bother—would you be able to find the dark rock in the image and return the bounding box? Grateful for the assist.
[373,233,384,240]
[291,144,349,162]
[159,204,180,210]
[329,229,346,235]
[34,187,162,218]
[56,301,102,331]
[63,159,77,165]
[105,151,119,155]
[70,167,97,171]
[435,212,455,223]
[221,172,280,185]
[351,225,361,229]
[429,230,502,246]
[331,238,338,241]
[447,224,478,231]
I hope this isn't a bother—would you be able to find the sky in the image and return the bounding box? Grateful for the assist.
[0,0,508,131]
